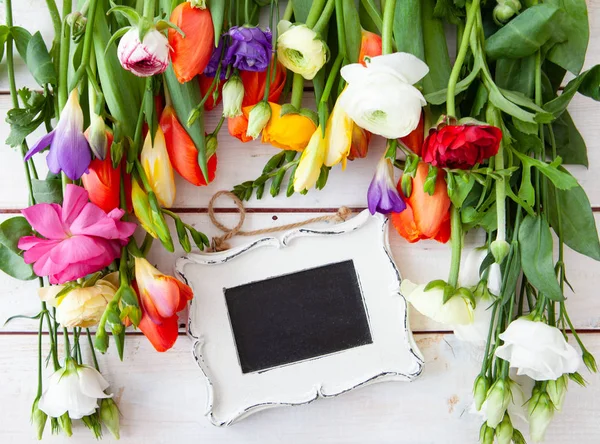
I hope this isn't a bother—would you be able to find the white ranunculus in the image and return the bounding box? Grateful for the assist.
[495,318,581,381]
[117,28,170,77]
[401,279,474,325]
[277,20,328,80]
[338,53,428,139]
[38,359,112,419]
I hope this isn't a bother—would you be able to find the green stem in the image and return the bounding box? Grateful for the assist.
[447,205,463,288]
[334,0,347,57]
[446,0,480,116]
[282,0,293,21]
[69,0,99,90]
[290,74,304,109]
[320,53,344,104]
[313,0,336,36]
[36,310,44,398]
[63,327,72,359]
[305,0,327,28]
[86,329,100,371]
[360,0,383,33]
[480,302,498,373]
[58,0,72,112]
[381,0,396,55]
[143,0,156,19]
[140,233,154,256]
[244,0,250,23]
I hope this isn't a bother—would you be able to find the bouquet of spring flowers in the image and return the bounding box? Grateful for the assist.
[1,0,599,441]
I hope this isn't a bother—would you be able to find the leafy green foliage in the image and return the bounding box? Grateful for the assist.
[549,112,588,166]
[393,0,424,60]
[31,176,63,204]
[518,215,564,301]
[544,65,600,118]
[342,0,362,63]
[422,0,452,95]
[0,217,35,281]
[25,32,56,86]
[5,88,54,148]
[545,0,589,75]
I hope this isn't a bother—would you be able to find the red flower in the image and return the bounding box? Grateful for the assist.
[422,125,502,169]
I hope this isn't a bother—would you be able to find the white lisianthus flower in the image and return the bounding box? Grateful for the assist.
[338,53,429,139]
[495,318,581,381]
[528,390,555,443]
[38,359,112,419]
[476,379,529,423]
[118,28,170,77]
[222,75,245,118]
[277,20,328,80]
[401,279,474,325]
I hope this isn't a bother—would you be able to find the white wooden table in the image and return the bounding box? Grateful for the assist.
[1,1,599,442]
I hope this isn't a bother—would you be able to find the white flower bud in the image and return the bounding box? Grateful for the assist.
[495,414,514,444]
[528,391,555,443]
[222,75,245,118]
[546,374,568,411]
[484,379,511,428]
[87,114,108,160]
[473,375,490,411]
[246,101,272,139]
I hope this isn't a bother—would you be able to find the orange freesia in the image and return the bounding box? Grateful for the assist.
[135,257,193,352]
[169,2,214,83]
[400,112,425,155]
[228,61,287,142]
[198,74,224,111]
[358,29,382,65]
[249,102,317,151]
[391,162,451,243]
[159,105,217,186]
[348,124,371,160]
[81,132,120,213]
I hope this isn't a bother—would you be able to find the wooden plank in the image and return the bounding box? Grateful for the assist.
[3,213,600,333]
[0,333,598,443]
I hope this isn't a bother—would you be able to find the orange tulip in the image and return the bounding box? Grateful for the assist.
[248,102,317,152]
[81,132,120,213]
[169,2,214,83]
[160,105,217,186]
[400,112,425,155]
[228,61,287,142]
[391,162,451,243]
[198,74,224,111]
[358,29,382,65]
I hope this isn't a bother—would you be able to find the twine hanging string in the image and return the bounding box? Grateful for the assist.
[207,191,353,252]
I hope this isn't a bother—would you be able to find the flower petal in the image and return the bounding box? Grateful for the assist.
[21,203,66,240]
[77,366,112,399]
[61,184,91,226]
[368,52,429,85]
[24,130,55,161]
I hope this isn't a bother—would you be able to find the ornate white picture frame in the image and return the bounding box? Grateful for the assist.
[175,210,423,426]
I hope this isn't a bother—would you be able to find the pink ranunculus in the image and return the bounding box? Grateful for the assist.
[18,184,136,284]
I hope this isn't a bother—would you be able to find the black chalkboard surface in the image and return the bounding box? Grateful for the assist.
[224,260,373,374]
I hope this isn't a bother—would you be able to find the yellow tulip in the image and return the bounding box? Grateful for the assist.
[324,93,353,169]
[39,273,119,328]
[141,128,176,208]
[293,126,326,192]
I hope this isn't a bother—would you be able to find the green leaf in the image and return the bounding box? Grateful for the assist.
[433,0,464,25]
[207,0,225,47]
[495,56,536,99]
[500,244,521,305]
[10,26,32,61]
[513,150,578,190]
[508,124,542,154]
[393,0,425,60]
[488,86,542,124]
[0,217,32,252]
[0,244,35,280]
[291,0,312,22]
[31,177,63,204]
[342,0,361,63]
[470,82,489,118]
[544,65,600,118]
[0,25,10,63]
[25,32,57,86]
[518,215,564,301]
[547,170,600,261]
[545,0,589,74]
[422,0,451,95]
[447,172,475,208]
[549,111,588,166]
[425,57,481,105]
[485,4,563,60]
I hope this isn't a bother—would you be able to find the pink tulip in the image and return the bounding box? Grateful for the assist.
[18,184,136,284]
[117,28,170,77]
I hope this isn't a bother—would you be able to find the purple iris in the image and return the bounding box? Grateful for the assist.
[25,90,91,180]
[367,157,406,215]
[204,26,272,78]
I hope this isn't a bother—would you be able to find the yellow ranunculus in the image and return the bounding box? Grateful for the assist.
[324,93,353,169]
[293,126,326,192]
[39,273,119,328]
[141,127,176,208]
[258,102,317,152]
[276,20,328,80]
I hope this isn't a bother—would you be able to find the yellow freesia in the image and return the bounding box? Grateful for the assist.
[324,94,353,169]
[141,128,176,208]
[293,126,326,192]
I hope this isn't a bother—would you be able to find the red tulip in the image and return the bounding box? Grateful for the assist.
[138,308,180,353]
[198,74,224,111]
[391,162,451,243]
[159,105,217,186]
[358,30,382,65]
[169,2,214,83]
[81,132,120,213]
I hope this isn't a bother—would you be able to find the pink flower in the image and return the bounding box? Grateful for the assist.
[18,184,136,284]
[117,28,170,77]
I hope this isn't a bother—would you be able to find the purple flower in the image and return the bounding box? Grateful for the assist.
[25,89,92,180]
[204,26,272,78]
[367,157,406,215]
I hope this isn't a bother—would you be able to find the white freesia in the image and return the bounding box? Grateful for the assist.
[453,248,501,345]
[401,279,473,325]
[495,318,580,381]
[277,21,327,80]
[38,359,112,419]
[117,28,170,77]
[338,53,428,139]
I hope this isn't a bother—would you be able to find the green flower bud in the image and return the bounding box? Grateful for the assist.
[484,378,511,428]
[401,174,413,198]
[100,398,121,440]
[473,374,490,411]
[189,0,207,8]
[512,428,527,444]
[546,374,568,411]
[31,398,48,440]
[206,135,218,158]
[479,423,494,444]
[82,412,103,439]
[583,350,598,373]
[528,391,555,443]
[490,239,510,264]
[95,326,109,353]
[119,284,142,327]
[87,114,108,160]
[246,101,272,139]
[495,414,513,444]
[66,12,86,42]
[58,413,72,437]
[494,0,522,24]
[222,75,245,118]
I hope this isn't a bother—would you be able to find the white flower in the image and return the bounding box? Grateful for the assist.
[118,28,170,77]
[38,359,112,419]
[495,318,580,381]
[277,20,328,80]
[222,75,245,118]
[338,53,428,139]
[401,279,473,325]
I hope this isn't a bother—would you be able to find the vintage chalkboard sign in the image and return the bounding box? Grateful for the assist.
[176,210,423,426]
